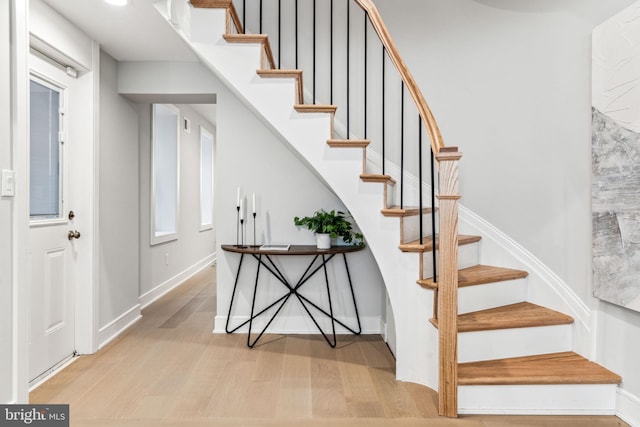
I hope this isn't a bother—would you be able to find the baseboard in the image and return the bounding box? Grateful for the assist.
[214,314,382,335]
[617,388,640,427]
[139,252,216,310]
[459,384,617,415]
[28,355,78,392]
[98,304,142,349]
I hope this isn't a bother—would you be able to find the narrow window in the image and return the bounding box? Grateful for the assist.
[200,126,214,230]
[151,104,180,245]
[29,77,63,221]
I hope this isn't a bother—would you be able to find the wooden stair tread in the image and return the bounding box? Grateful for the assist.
[382,206,436,217]
[190,0,234,7]
[223,34,268,43]
[418,264,528,290]
[327,139,370,148]
[459,351,622,385]
[399,234,481,253]
[360,174,396,186]
[294,104,337,114]
[430,302,573,333]
[257,69,302,77]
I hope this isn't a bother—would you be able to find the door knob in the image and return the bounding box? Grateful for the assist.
[68,230,81,240]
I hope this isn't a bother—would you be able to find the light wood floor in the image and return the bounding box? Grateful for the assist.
[30,266,629,427]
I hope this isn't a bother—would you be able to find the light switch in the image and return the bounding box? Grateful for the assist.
[1,169,15,197]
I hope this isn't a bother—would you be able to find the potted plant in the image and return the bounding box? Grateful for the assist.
[294,209,364,249]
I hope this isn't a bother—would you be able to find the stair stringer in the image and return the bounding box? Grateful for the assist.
[156,1,441,389]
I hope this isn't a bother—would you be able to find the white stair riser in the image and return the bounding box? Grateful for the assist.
[458,325,572,363]
[458,384,618,415]
[189,7,227,43]
[421,243,478,280]
[385,184,394,209]
[458,279,527,314]
[401,213,436,244]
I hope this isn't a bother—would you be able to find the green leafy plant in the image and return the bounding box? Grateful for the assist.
[294,209,364,245]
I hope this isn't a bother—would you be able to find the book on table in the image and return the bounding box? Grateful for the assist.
[259,244,290,251]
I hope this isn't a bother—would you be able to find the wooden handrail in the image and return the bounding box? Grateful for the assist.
[353,0,445,155]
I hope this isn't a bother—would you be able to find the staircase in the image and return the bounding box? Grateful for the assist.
[157,0,621,416]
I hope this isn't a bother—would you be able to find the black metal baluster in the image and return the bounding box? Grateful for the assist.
[400,81,404,209]
[330,0,334,104]
[313,0,317,104]
[347,0,350,138]
[382,46,385,175]
[295,0,299,69]
[364,11,367,139]
[431,145,437,282]
[419,116,423,245]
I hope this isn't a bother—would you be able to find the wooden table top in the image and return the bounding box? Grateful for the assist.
[221,244,365,256]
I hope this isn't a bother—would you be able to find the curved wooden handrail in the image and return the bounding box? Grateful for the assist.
[353,0,445,155]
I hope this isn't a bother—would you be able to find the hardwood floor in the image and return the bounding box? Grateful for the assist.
[30,266,629,426]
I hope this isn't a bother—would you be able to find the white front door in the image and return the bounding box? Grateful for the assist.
[28,55,77,383]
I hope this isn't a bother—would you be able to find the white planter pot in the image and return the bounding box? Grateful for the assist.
[316,233,331,249]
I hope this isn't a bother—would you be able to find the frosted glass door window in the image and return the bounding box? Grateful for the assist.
[30,79,62,220]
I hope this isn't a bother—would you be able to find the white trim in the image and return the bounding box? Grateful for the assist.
[72,40,99,356]
[139,252,216,309]
[28,354,78,392]
[459,384,618,415]
[617,388,640,427]
[88,39,101,355]
[12,0,30,404]
[98,304,142,349]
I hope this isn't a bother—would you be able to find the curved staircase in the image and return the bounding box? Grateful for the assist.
[157,0,621,416]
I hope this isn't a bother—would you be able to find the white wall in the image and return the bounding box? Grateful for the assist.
[376,0,636,303]
[213,73,386,335]
[375,0,640,417]
[98,50,140,338]
[138,103,217,304]
[0,0,13,404]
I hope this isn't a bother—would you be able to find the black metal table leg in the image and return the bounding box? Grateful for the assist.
[221,244,364,348]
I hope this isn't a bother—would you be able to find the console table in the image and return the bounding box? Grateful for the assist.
[221,244,365,348]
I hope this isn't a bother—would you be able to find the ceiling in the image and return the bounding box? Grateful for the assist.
[41,0,217,124]
[42,0,198,62]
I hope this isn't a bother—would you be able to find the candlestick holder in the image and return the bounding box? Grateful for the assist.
[235,205,240,247]
[240,219,246,248]
[253,212,257,246]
